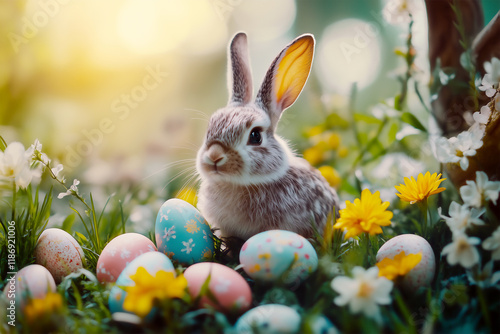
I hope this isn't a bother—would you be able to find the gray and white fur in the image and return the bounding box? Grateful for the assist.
[196,32,338,240]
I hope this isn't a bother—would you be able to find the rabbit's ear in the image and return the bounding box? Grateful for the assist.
[256,34,315,128]
[228,32,253,105]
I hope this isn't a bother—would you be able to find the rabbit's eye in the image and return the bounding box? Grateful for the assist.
[248,127,262,146]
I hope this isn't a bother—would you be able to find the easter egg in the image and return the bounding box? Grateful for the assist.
[108,251,175,317]
[34,228,85,283]
[239,230,318,285]
[183,262,252,314]
[155,198,214,264]
[376,234,436,291]
[306,315,339,334]
[235,304,301,334]
[96,233,157,283]
[3,264,57,310]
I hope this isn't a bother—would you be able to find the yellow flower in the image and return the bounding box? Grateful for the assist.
[376,251,422,280]
[176,187,198,207]
[123,267,187,318]
[303,146,325,166]
[305,125,324,138]
[334,189,393,239]
[327,132,341,150]
[24,292,63,323]
[318,165,341,188]
[338,146,349,158]
[395,172,446,204]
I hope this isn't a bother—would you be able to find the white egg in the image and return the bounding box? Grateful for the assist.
[376,234,435,291]
[3,264,57,310]
[235,304,301,334]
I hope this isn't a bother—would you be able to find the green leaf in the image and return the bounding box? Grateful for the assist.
[75,231,88,243]
[339,179,359,196]
[388,122,399,144]
[368,139,385,159]
[353,113,383,124]
[401,112,427,132]
[62,213,76,232]
[0,136,7,151]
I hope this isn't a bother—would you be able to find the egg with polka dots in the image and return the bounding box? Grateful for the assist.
[376,234,436,292]
[155,198,214,265]
[239,230,318,285]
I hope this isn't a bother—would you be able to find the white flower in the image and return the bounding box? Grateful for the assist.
[331,266,393,323]
[460,171,500,207]
[0,142,33,189]
[483,226,500,261]
[478,74,497,97]
[472,105,492,125]
[442,232,481,268]
[467,261,500,288]
[434,130,483,171]
[382,0,416,25]
[58,179,80,199]
[439,201,485,232]
[27,138,50,165]
[484,57,500,86]
[51,163,65,183]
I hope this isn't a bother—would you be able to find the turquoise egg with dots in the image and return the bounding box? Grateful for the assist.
[239,230,318,286]
[155,198,214,264]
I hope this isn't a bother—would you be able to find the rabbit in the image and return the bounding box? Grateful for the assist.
[196,32,339,240]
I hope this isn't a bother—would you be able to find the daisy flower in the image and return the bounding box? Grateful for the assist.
[333,189,393,239]
[123,267,187,318]
[331,266,393,322]
[376,251,422,281]
[395,172,446,204]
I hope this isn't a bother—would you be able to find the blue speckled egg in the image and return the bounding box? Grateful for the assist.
[235,304,301,334]
[239,230,318,285]
[108,251,174,317]
[155,198,214,264]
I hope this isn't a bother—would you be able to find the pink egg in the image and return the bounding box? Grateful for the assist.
[35,228,85,283]
[3,264,57,310]
[96,233,157,283]
[376,234,436,291]
[184,262,252,314]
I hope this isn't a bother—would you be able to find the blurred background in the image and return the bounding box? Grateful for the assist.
[0,0,498,230]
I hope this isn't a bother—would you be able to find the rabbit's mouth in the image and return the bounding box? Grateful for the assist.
[199,143,244,179]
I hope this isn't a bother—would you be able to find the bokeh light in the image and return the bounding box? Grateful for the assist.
[316,19,382,94]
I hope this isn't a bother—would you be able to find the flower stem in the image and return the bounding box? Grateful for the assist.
[11,182,16,220]
[476,286,491,330]
[418,199,429,239]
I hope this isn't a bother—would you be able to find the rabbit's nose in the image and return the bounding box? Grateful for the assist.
[205,144,227,166]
